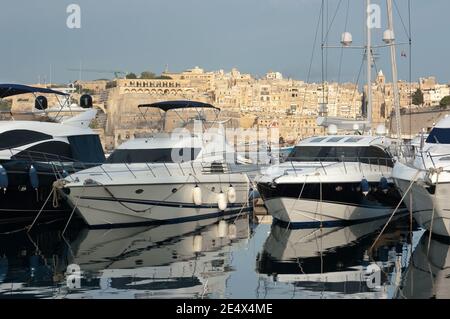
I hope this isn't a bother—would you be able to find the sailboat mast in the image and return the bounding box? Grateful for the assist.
[366,0,373,131]
[386,0,402,145]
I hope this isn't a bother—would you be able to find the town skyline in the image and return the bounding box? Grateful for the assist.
[14,64,450,88]
[9,65,450,151]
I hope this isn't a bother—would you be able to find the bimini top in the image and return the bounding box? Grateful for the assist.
[0,83,68,98]
[138,100,220,112]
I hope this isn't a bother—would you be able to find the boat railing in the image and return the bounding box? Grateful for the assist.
[58,148,256,181]
[62,161,241,182]
[0,146,94,181]
[415,151,450,172]
[281,156,394,175]
[396,145,450,172]
[0,148,292,181]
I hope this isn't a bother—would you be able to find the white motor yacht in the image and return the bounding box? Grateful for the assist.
[256,134,405,227]
[393,116,450,237]
[0,84,105,221]
[60,101,251,228]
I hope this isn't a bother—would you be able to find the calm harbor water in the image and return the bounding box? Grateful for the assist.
[0,213,446,299]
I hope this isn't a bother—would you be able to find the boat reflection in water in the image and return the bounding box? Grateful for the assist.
[256,218,410,298]
[399,234,450,299]
[0,214,251,298]
[0,256,7,284]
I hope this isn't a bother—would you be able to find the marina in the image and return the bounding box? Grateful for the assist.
[1,0,450,303]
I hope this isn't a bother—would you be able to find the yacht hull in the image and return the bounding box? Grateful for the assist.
[62,176,251,228]
[257,181,405,227]
[395,178,450,237]
[0,161,98,221]
[261,196,403,227]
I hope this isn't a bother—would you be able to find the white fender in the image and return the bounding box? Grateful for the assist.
[227,186,237,204]
[217,220,228,238]
[192,185,202,206]
[217,192,227,211]
[193,235,203,253]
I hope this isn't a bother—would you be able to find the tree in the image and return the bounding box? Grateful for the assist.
[412,88,424,107]
[439,95,450,109]
[140,71,156,79]
[89,118,102,129]
[125,72,137,79]
[0,100,11,111]
[106,81,117,89]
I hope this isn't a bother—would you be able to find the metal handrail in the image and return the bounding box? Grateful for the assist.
[280,156,394,175]
[284,156,394,165]
[0,146,78,163]
[412,150,450,172]
[1,146,346,182]
[68,162,235,182]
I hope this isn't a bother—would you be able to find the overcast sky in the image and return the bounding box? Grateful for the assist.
[0,0,448,85]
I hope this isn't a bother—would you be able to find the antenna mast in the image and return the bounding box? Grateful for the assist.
[386,0,402,145]
[366,0,373,132]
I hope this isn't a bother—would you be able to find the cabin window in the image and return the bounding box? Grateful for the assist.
[327,137,345,142]
[359,146,391,159]
[345,137,364,143]
[12,141,72,161]
[68,135,105,163]
[0,130,52,150]
[426,128,450,144]
[106,148,201,164]
[287,146,392,166]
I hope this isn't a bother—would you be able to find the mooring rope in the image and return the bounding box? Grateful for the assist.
[52,179,66,208]
[62,184,87,235]
[27,188,56,233]
[427,167,443,254]
[369,169,421,253]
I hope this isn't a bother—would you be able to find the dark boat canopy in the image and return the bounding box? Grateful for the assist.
[0,84,69,98]
[138,100,220,112]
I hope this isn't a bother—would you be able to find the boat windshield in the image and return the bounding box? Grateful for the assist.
[426,128,450,144]
[106,148,201,164]
[286,146,392,165]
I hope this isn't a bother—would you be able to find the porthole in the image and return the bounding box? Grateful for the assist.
[135,189,144,194]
